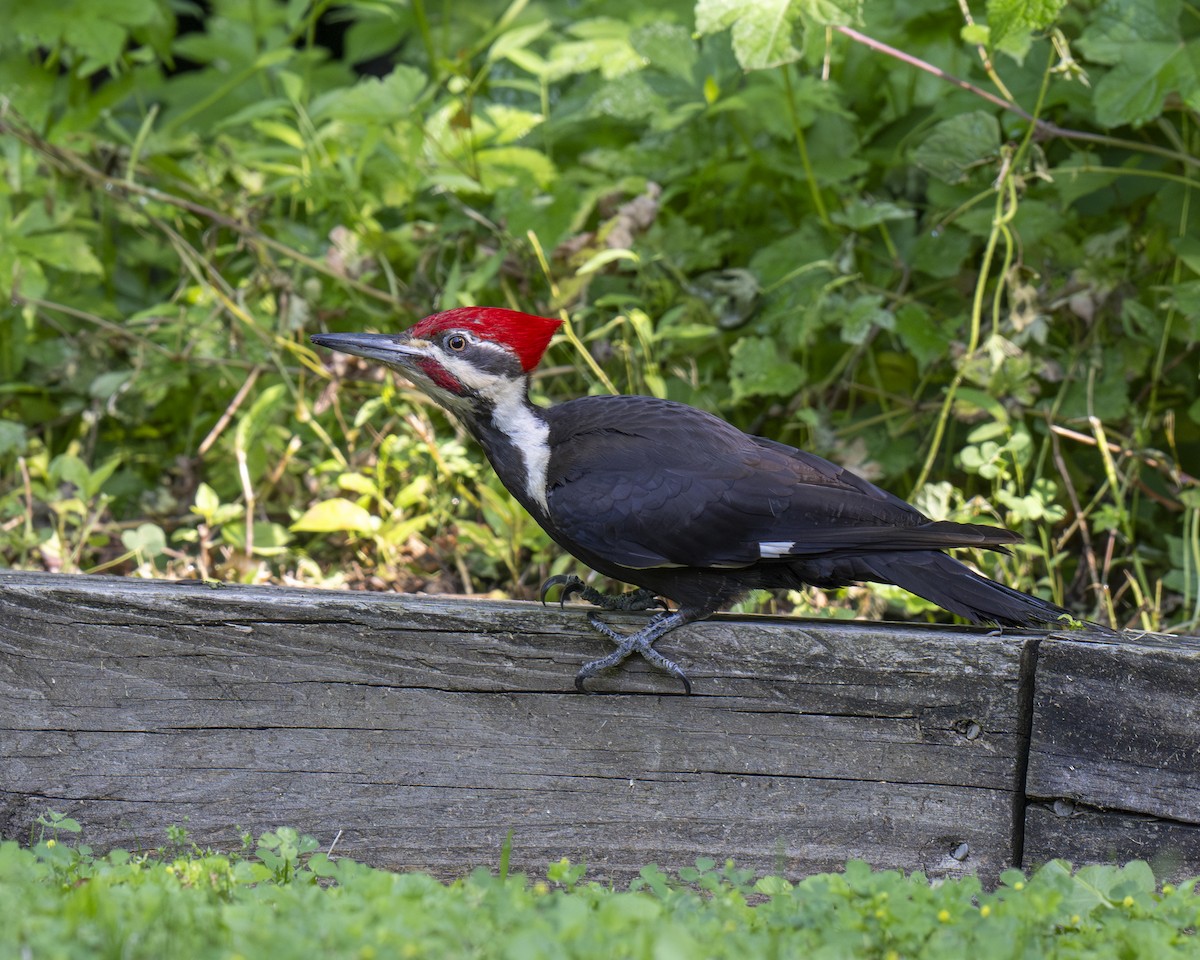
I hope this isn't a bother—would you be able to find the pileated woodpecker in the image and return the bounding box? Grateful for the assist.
[312,307,1070,692]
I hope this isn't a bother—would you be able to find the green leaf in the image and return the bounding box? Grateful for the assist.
[88,369,132,401]
[894,304,951,371]
[729,336,806,401]
[14,232,104,275]
[83,454,122,500]
[1076,0,1179,64]
[193,483,221,522]
[476,147,557,191]
[488,21,552,66]
[234,384,287,454]
[479,105,544,146]
[0,419,27,456]
[911,111,1000,183]
[695,0,804,71]
[49,454,92,493]
[221,521,293,556]
[836,293,894,345]
[1077,0,1193,127]
[545,18,642,80]
[121,522,167,559]
[1173,236,1200,277]
[987,0,1066,56]
[830,199,912,231]
[291,498,379,535]
[631,22,698,82]
[311,66,426,124]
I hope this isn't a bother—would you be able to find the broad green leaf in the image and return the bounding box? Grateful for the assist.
[88,369,132,400]
[84,455,122,500]
[586,73,666,122]
[696,0,859,71]
[49,454,91,493]
[830,199,912,231]
[337,473,379,498]
[755,875,794,895]
[0,419,27,456]
[14,232,104,275]
[836,293,894,345]
[894,304,951,371]
[311,66,426,124]
[695,0,804,71]
[291,498,378,535]
[1092,54,1192,127]
[1077,0,1193,126]
[488,20,551,65]
[193,483,221,521]
[121,522,167,559]
[631,22,697,82]
[476,147,557,190]
[987,0,1066,56]
[545,18,641,80]
[480,105,544,146]
[729,336,806,401]
[1172,236,1200,277]
[1076,0,1179,63]
[220,521,293,556]
[912,111,1000,183]
[234,383,287,453]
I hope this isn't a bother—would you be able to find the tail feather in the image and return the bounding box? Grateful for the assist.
[818,550,1070,627]
[864,551,1067,626]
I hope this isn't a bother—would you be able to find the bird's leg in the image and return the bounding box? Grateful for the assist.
[575,610,695,695]
[539,574,667,612]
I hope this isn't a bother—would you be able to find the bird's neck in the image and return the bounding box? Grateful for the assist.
[460,378,553,517]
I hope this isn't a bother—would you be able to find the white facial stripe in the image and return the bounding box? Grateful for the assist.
[759,540,796,558]
[488,376,551,512]
[435,348,551,512]
[434,341,512,388]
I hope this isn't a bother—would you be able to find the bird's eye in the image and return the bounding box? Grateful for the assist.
[447,334,467,351]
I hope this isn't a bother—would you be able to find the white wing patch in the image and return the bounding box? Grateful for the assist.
[758,540,796,558]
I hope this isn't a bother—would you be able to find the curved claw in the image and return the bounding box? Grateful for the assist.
[539,574,585,609]
[574,612,693,695]
[575,658,692,696]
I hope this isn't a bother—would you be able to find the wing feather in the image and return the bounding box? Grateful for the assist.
[543,396,1016,571]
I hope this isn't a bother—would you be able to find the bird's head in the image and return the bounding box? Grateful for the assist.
[311,307,562,412]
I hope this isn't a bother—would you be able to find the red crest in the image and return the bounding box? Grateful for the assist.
[408,307,562,373]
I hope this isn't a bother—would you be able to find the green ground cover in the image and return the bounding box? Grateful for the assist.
[3,824,1198,959]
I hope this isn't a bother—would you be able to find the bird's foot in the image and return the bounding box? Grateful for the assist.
[539,574,668,612]
[575,611,692,695]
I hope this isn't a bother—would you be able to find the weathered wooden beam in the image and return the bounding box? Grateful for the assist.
[1,571,1030,881]
[1024,631,1200,880]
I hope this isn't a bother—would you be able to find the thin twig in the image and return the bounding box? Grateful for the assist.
[832,25,1200,170]
[198,367,263,456]
[1050,423,1197,488]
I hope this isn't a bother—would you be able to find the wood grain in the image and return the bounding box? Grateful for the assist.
[1,571,1029,881]
[1023,630,1200,877]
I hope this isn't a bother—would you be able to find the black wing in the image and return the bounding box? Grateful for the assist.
[542,395,1015,571]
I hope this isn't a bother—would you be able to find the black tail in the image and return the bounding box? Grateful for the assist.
[854,550,1070,627]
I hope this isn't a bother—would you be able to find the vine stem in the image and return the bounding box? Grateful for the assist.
[907,38,1056,498]
[782,67,830,227]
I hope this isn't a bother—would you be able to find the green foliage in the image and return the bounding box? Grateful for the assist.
[3,830,1199,959]
[0,0,1197,631]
